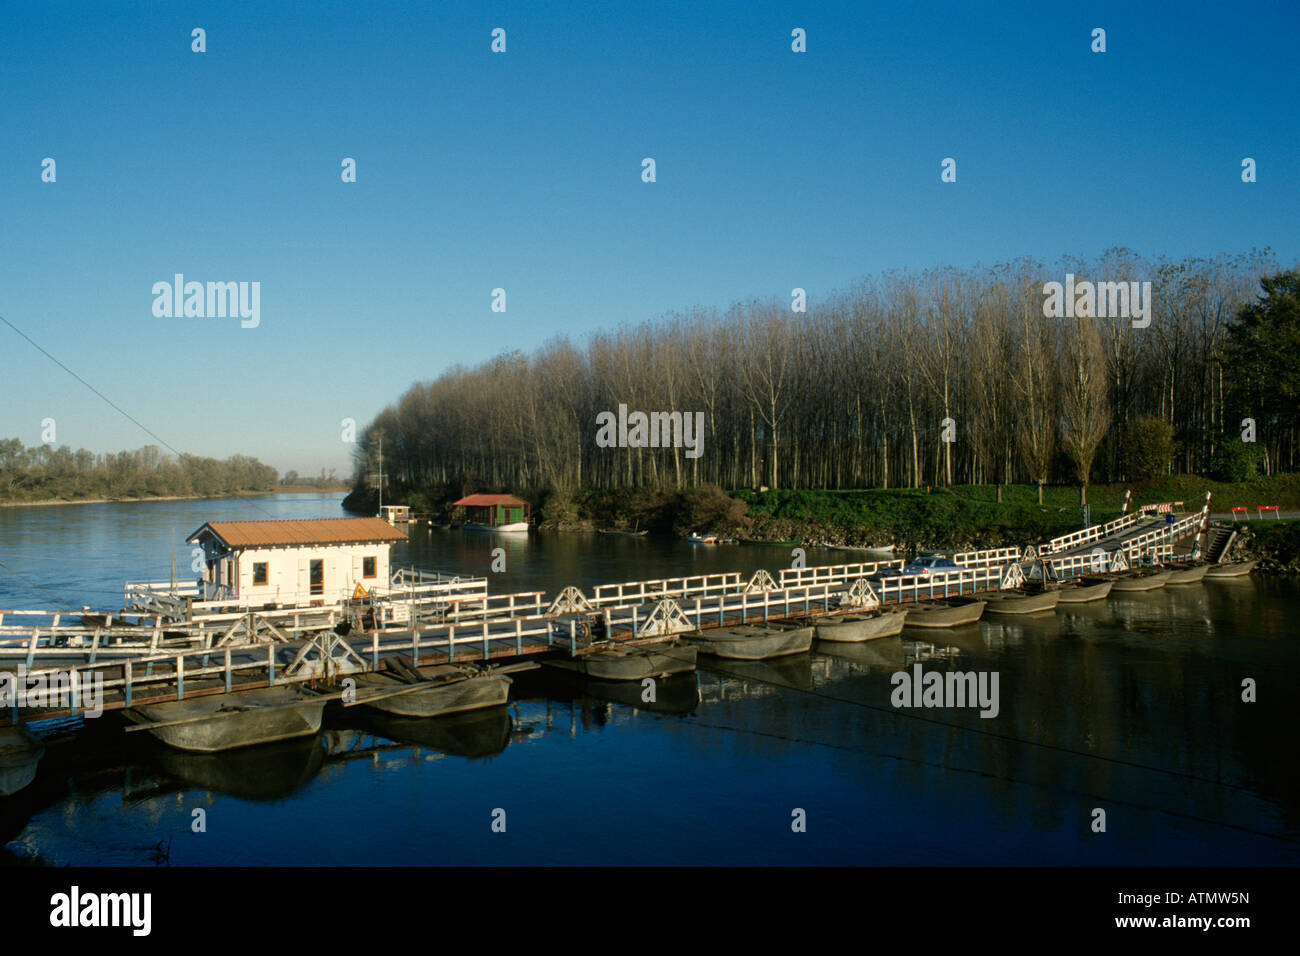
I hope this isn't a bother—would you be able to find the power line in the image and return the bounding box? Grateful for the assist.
[0,311,281,520]
[0,558,82,612]
[1,313,187,460]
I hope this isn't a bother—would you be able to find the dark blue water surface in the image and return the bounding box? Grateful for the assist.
[1,494,1297,865]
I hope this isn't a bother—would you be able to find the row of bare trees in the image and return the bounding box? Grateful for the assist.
[355,249,1290,501]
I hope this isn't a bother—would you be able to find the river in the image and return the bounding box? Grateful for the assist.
[1,493,1297,865]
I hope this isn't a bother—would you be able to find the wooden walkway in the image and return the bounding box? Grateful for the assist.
[0,492,1218,730]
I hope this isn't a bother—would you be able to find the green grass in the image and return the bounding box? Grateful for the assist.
[949,475,1300,511]
[729,476,1300,550]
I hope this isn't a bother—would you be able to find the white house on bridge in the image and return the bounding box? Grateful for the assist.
[187,517,408,607]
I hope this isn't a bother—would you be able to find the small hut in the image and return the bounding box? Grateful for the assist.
[187,517,408,606]
[452,494,530,532]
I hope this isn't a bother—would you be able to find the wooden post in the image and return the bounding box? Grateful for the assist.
[125,660,133,708]
[176,654,184,700]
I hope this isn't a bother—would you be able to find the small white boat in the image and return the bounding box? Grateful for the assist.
[465,522,529,533]
[353,664,513,718]
[125,684,326,753]
[814,609,908,642]
[1206,560,1256,578]
[687,532,719,544]
[1165,563,1210,585]
[1111,569,1172,592]
[981,589,1060,615]
[904,597,987,628]
[0,726,44,797]
[544,642,698,681]
[1053,578,1114,603]
[687,621,814,660]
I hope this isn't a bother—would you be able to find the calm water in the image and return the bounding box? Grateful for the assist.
[1,493,1297,866]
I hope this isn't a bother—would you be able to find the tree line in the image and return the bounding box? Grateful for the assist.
[352,249,1298,505]
[0,440,280,502]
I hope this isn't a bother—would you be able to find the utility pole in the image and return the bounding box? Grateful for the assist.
[369,436,388,515]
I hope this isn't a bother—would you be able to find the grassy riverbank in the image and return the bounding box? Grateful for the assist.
[352,474,1300,558]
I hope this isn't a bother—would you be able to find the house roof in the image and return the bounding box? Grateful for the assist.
[187,517,408,548]
[452,494,528,507]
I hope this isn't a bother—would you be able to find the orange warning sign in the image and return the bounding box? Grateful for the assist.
[352,583,369,599]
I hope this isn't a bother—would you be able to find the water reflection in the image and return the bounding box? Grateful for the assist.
[352,708,513,759]
[700,654,814,691]
[582,673,702,715]
[2,496,1298,865]
[154,734,326,801]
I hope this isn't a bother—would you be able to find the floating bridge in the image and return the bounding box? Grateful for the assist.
[0,492,1223,729]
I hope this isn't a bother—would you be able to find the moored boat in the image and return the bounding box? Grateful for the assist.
[814,608,908,642]
[544,641,698,680]
[353,664,512,718]
[981,589,1060,615]
[124,684,326,753]
[1055,577,1114,603]
[687,531,719,544]
[1111,569,1172,592]
[0,726,44,797]
[903,597,986,628]
[687,621,814,659]
[1165,563,1209,585]
[1206,560,1257,578]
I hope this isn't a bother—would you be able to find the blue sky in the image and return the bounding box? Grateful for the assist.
[2,0,1296,476]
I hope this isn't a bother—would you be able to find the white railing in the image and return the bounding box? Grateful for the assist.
[589,573,743,606]
[601,581,848,638]
[1046,550,1125,578]
[1041,513,1140,556]
[951,547,1021,567]
[872,565,1006,603]
[1116,513,1202,560]
[776,560,905,588]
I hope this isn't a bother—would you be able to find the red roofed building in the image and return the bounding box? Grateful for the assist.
[451,494,531,532]
[186,517,408,605]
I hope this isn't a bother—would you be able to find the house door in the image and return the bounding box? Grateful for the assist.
[310,559,324,596]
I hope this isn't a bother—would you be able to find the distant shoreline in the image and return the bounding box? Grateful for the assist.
[0,489,348,509]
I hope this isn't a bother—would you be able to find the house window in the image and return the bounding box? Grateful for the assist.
[310,559,324,595]
[253,562,268,586]
[363,556,376,578]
